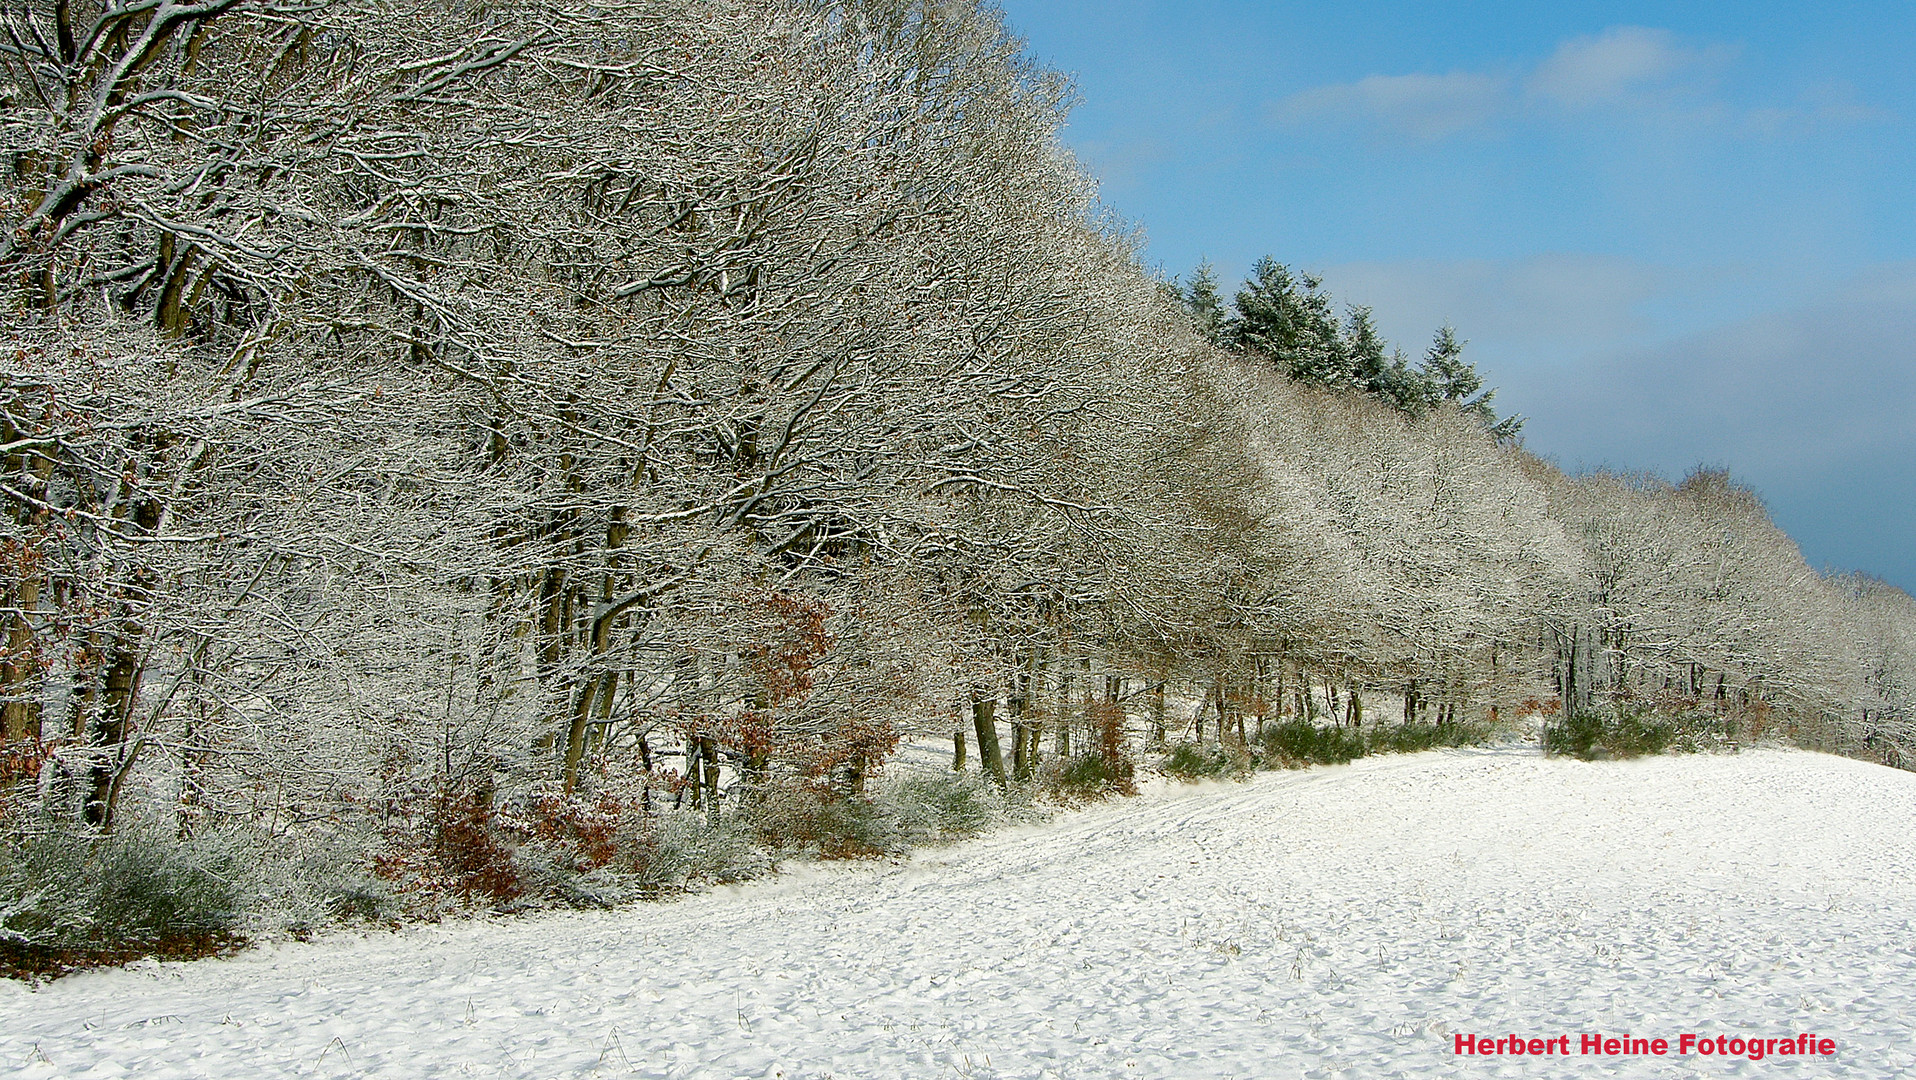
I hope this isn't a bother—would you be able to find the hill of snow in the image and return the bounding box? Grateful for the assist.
[7,745,1915,1078]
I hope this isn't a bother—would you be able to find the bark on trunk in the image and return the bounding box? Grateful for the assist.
[952,706,968,771]
[1150,681,1167,746]
[972,694,1006,788]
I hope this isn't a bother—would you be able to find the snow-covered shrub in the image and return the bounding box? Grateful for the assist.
[1546,710,1654,759]
[1156,717,1495,788]
[1362,721,1491,755]
[1041,752,1137,800]
[1,820,253,978]
[752,788,900,859]
[297,841,397,927]
[1048,702,1139,798]
[879,770,1001,841]
[525,791,655,867]
[373,779,776,912]
[641,811,768,889]
[1543,704,1732,760]
[505,789,666,907]
[373,782,525,911]
[1162,741,1252,780]
[1253,719,1365,767]
[1241,718,1492,772]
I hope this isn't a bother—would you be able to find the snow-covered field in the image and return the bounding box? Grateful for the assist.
[7,744,1915,1079]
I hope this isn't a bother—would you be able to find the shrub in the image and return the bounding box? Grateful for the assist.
[505,789,653,908]
[1085,701,1136,787]
[879,770,1000,842]
[1043,751,1136,799]
[1366,721,1490,755]
[1155,715,1496,788]
[643,810,769,887]
[374,782,523,909]
[509,803,769,907]
[1543,711,1608,759]
[1543,705,1729,760]
[1162,740,1251,781]
[1253,718,1365,767]
[752,787,898,859]
[313,865,396,925]
[1,821,252,980]
[372,772,789,912]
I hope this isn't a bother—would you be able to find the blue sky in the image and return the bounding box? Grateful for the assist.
[997,1,1916,592]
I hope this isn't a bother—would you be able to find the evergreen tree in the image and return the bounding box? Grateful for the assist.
[1420,324,1480,404]
[1207,260,1519,440]
[1228,258,1350,388]
[1181,260,1226,345]
[1375,347,1435,415]
[1344,305,1390,392]
[1418,325,1524,442]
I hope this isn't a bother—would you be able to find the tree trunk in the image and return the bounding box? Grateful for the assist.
[1150,681,1167,746]
[1211,673,1226,742]
[84,636,142,828]
[1056,662,1074,757]
[1010,661,1034,781]
[0,567,41,742]
[952,704,968,771]
[700,735,721,811]
[972,694,1006,788]
[680,741,699,810]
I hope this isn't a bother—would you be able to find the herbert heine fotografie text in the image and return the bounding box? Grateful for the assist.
[1453,1032,1837,1061]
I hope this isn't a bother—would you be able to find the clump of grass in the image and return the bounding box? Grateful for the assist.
[1162,740,1252,781]
[1253,718,1366,767]
[1,821,255,980]
[1364,720,1490,755]
[1543,704,1732,760]
[879,770,1002,843]
[1042,751,1137,800]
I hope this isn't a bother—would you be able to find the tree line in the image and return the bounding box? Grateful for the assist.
[2,0,1911,926]
[1179,259,1520,440]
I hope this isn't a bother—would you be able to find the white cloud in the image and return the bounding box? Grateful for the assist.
[1526,26,1733,107]
[1271,257,1915,583]
[1741,81,1897,136]
[1319,254,1667,350]
[1267,25,1831,140]
[1546,269,1916,471]
[1514,264,1916,584]
[1273,71,1510,140]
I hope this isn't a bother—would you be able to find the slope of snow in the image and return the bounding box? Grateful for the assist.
[6,745,1915,1078]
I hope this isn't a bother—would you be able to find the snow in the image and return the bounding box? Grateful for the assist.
[7,744,1916,1078]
